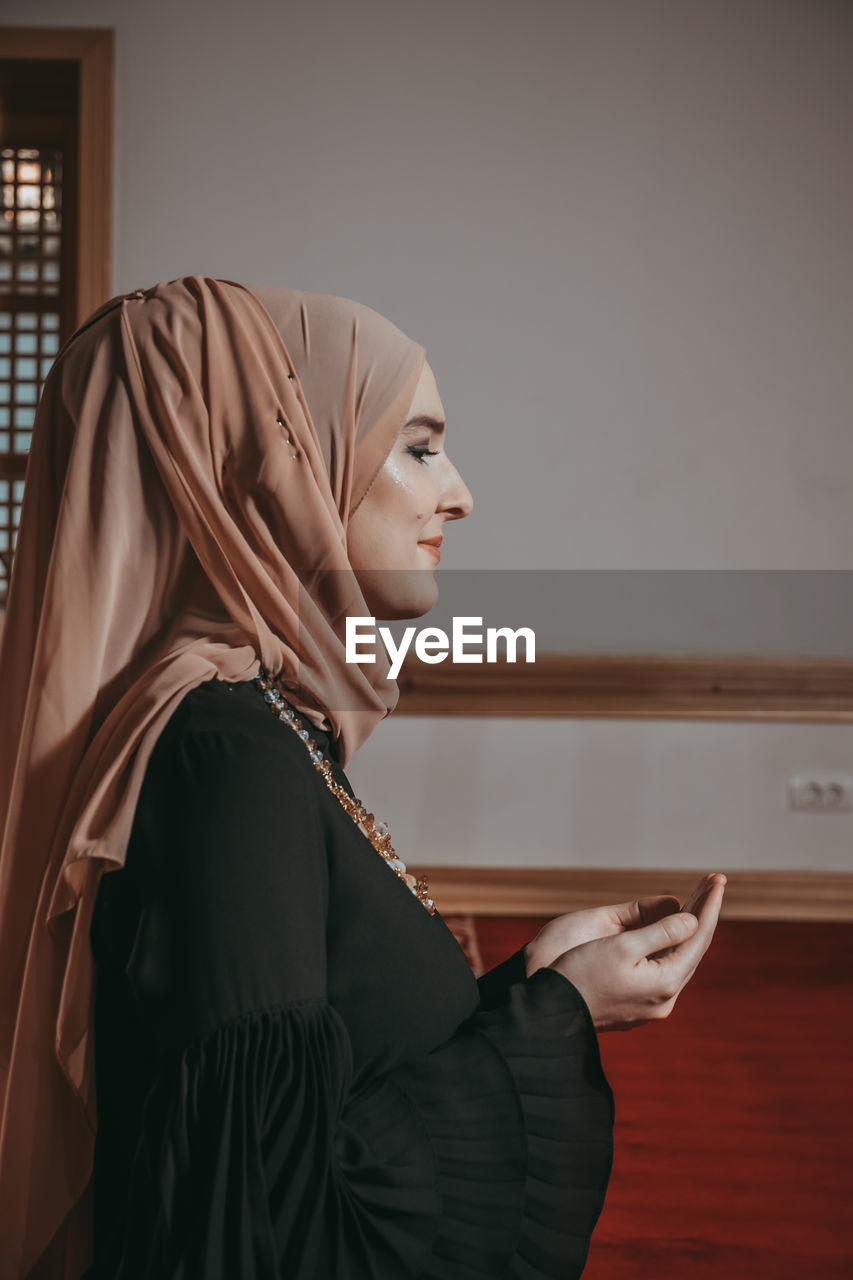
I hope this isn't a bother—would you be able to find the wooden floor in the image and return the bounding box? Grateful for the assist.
[445,915,853,1280]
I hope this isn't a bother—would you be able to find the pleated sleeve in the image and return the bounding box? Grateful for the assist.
[105,1000,441,1279]
[388,967,614,1279]
[476,946,529,1009]
[89,724,440,1279]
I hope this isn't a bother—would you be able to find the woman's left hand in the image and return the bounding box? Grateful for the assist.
[523,893,684,976]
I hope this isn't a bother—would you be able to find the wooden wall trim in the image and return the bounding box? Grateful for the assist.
[396,652,853,721]
[1,26,113,321]
[411,866,853,920]
[412,866,853,920]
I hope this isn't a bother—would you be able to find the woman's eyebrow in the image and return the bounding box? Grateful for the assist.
[403,413,446,436]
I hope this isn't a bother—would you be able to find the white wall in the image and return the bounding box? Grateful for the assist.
[347,715,853,872]
[4,0,852,870]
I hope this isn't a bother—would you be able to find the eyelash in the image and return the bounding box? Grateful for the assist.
[406,445,440,465]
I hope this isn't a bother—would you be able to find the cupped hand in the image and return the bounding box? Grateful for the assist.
[546,873,727,1032]
[524,894,682,976]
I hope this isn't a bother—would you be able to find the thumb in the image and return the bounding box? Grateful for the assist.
[610,894,680,930]
[629,911,699,959]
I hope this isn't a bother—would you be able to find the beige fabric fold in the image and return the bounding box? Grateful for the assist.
[0,275,425,1278]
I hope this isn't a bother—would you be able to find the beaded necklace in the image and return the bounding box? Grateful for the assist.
[252,667,436,915]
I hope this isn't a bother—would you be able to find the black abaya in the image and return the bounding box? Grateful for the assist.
[86,676,614,1279]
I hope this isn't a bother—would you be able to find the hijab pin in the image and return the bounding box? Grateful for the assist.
[276,413,299,458]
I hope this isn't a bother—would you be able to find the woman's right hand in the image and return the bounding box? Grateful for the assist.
[548,873,726,1031]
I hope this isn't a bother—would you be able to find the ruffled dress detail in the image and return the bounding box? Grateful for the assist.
[390,962,614,1280]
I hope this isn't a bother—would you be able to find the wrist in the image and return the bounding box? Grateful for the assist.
[523,940,544,978]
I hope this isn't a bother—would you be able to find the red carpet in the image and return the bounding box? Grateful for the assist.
[447,916,853,1279]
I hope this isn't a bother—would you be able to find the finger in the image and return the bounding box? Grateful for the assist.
[650,877,727,981]
[680,874,716,915]
[681,872,727,916]
[609,895,682,930]
[635,893,700,959]
[638,896,683,926]
[626,910,700,962]
[693,875,727,939]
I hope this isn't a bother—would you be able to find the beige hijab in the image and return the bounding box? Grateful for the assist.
[0,275,426,1278]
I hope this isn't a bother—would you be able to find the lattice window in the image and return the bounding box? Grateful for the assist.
[0,146,64,606]
[0,477,25,586]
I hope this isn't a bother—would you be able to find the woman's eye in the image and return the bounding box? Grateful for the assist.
[406,445,440,465]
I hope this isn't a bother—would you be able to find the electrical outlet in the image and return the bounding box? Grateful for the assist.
[787,774,853,812]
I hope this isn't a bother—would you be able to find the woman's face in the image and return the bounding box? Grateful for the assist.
[347,360,473,619]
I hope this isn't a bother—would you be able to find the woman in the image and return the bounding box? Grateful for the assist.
[0,276,725,1279]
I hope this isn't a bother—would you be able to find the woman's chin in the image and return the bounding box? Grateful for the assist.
[356,567,439,621]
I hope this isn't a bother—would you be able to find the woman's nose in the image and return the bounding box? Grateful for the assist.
[440,458,474,520]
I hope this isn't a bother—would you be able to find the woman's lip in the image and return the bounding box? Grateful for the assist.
[418,542,441,563]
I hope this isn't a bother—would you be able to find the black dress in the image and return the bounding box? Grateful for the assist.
[86,676,614,1279]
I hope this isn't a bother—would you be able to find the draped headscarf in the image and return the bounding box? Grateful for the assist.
[0,275,426,1278]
